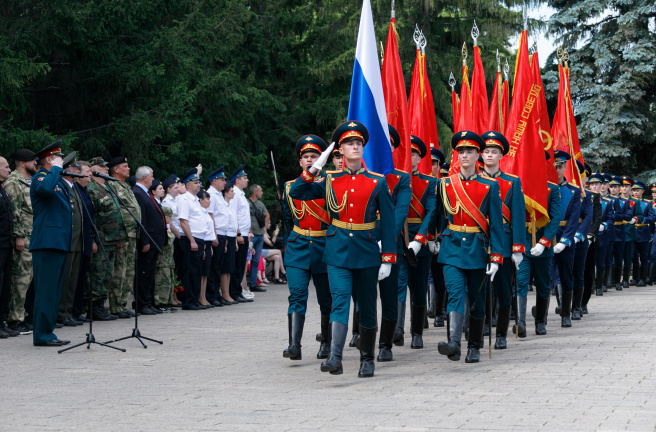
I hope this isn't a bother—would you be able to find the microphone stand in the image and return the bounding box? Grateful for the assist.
[103,181,163,349]
[59,183,126,354]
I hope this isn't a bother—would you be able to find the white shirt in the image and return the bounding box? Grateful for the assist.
[135,182,148,194]
[162,194,181,233]
[230,186,251,235]
[177,191,207,240]
[208,186,228,234]
[221,198,239,237]
[201,207,217,242]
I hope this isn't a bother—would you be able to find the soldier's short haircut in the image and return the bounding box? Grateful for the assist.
[135,166,153,180]
[248,184,261,195]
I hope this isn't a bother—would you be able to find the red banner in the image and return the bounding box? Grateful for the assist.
[471,46,489,135]
[531,52,558,183]
[487,71,503,133]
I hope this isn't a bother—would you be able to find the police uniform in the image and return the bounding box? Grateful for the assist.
[281,135,333,361]
[87,157,128,320]
[205,168,227,306]
[549,150,581,328]
[30,140,72,346]
[376,125,411,361]
[4,149,35,327]
[480,131,526,348]
[571,161,598,320]
[107,156,141,314]
[228,165,253,303]
[620,176,642,288]
[630,181,655,286]
[609,175,633,290]
[395,135,436,350]
[435,131,504,363]
[289,120,397,378]
[589,174,614,298]
[516,151,561,336]
[161,174,183,272]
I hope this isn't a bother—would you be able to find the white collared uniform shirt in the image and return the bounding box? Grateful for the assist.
[230,187,251,235]
[162,194,182,233]
[177,191,206,240]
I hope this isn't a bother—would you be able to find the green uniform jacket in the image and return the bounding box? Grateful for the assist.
[88,179,128,245]
[4,170,33,239]
[111,181,141,238]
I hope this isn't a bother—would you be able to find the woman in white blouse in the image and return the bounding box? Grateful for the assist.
[198,190,217,307]
[219,183,239,304]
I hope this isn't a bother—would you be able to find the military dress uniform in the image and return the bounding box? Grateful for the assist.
[376,125,411,361]
[107,157,141,314]
[87,163,129,320]
[289,121,397,377]
[609,176,633,290]
[435,131,504,363]
[480,131,526,348]
[549,150,581,327]
[395,135,436,350]
[589,174,615,297]
[4,150,35,325]
[648,183,656,283]
[600,173,618,291]
[630,181,655,286]
[280,135,334,361]
[516,152,561,336]
[621,176,642,288]
[30,141,72,346]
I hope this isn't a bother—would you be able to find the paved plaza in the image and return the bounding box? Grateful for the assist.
[2,283,656,431]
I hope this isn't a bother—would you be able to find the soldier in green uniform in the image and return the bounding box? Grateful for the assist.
[154,206,177,309]
[5,149,37,334]
[87,157,129,320]
[107,157,141,315]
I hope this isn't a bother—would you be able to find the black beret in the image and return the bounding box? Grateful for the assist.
[11,149,36,162]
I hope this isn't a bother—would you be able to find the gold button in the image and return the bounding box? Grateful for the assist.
[350,203,353,207]
[309,241,313,244]
[352,176,356,180]
[351,189,354,192]
[349,233,353,237]
[374,180,377,183]
[349,218,353,222]
[463,238,466,241]
[346,223,352,230]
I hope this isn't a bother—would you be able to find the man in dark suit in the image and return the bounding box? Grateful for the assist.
[30,140,72,347]
[72,161,96,322]
[132,166,167,315]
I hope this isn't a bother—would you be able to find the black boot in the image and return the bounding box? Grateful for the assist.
[348,311,359,348]
[614,266,623,290]
[647,263,656,286]
[603,268,611,292]
[410,304,426,349]
[535,296,549,335]
[637,266,648,287]
[510,295,517,321]
[595,269,604,296]
[393,301,405,346]
[320,322,348,374]
[358,325,377,378]
[283,313,305,360]
[317,314,331,359]
[622,266,630,288]
[427,282,436,318]
[377,317,396,362]
[561,290,573,327]
[434,293,446,327]
[631,265,639,286]
[438,312,463,361]
[512,296,527,338]
[465,317,484,363]
[571,286,583,320]
[494,307,510,349]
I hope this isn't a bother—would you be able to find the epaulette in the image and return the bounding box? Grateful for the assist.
[568,182,579,188]
[325,170,340,174]
[394,169,408,174]
[547,181,559,187]
[503,172,519,179]
[368,171,383,178]
[285,180,294,185]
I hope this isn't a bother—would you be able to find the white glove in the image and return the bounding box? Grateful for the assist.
[553,242,567,254]
[630,217,637,225]
[599,224,606,232]
[574,236,580,244]
[530,243,546,257]
[428,240,437,254]
[378,263,392,281]
[408,240,422,255]
[196,164,203,176]
[377,240,382,252]
[435,242,440,254]
[486,263,499,282]
[511,252,523,270]
[310,142,335,174]
[51,156,63,168]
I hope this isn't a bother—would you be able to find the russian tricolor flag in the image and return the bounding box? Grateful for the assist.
[347,0,394,175]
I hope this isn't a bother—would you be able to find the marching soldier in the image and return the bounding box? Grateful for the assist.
[289,120,397,378]
[517,151,561,336]
[609,175,633,290]
[331,149,342,171]
[393,135,436,350]
[586,173,614,298]
[600,173,616,292]
[550,150,581,328]
[435,131,504,363]
[648,183,656,284]
[107,157,141,315]
[5,149,36,334]
[281,135,333,361]
[479,131,526,348]
[571,161,598,320]
[620,176,642,288]
[630,181,655,286]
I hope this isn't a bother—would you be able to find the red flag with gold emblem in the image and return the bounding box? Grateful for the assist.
[448,63,473,175]
[500,30,549,227]
[381,16,412,173]
[419,51,439,174]
[531,52,558,183]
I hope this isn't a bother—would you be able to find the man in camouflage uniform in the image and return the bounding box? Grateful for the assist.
[106,157,140,316]
[154,206,176,309]
[5,149,37,334]
[87,157,129,320]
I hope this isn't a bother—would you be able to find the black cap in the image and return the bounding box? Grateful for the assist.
[11,149,36,162]
[107,156,128,168]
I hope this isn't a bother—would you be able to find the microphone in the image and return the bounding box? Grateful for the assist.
[92,171,120,182]
[59,171,88,179]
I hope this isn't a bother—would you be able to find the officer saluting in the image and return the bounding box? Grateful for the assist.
[281,135,333,361]
[289,120,397,378]
[435,131,504,363]
[30,140,72,347]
